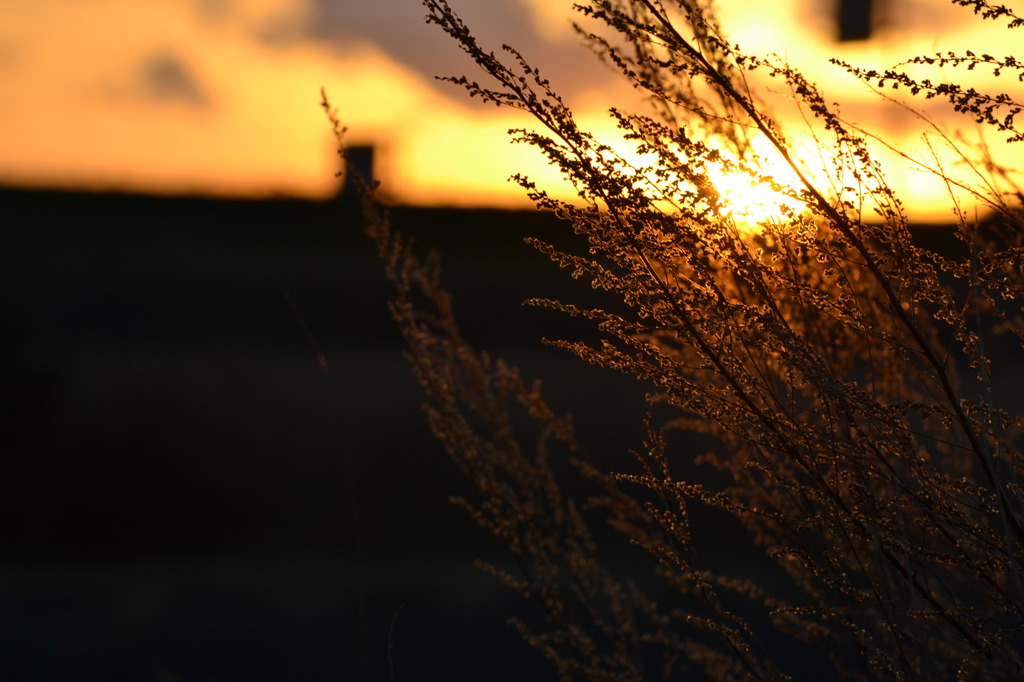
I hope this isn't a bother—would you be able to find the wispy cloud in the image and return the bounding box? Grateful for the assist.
[140,53,212,107]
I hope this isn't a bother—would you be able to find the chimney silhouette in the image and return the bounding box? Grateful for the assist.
[340,145,375,201]
[838,0,874,41]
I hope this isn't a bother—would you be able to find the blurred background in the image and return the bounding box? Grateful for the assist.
[3,0,1021,213]
[2,0,1022,680]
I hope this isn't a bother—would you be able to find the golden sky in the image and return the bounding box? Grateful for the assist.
[1,0,1021,220]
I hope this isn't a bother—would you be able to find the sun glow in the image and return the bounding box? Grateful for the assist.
[705,160,807,231]
[689,134,820,234]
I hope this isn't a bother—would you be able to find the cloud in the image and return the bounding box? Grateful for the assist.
[190,0,313,46]
[140,53,211,107]
[175,0,622,112]
[300,0,615,102]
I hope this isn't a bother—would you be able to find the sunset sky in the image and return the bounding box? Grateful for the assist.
[1,0,1021,219]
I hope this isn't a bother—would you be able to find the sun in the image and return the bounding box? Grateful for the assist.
[704,156,807,231]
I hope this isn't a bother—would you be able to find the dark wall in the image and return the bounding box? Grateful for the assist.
[0,188,647,682]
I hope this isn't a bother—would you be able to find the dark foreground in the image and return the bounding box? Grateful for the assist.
[1,188,651,682]
[2,187,1015,681]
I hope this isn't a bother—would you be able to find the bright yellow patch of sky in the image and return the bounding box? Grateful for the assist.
[0,0,1021,221]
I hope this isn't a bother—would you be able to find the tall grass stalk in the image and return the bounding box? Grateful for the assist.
[326,0,1024,678]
